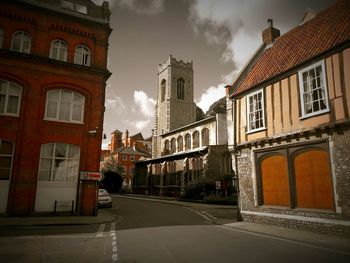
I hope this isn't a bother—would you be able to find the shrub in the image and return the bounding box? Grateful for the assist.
[203,194,237,205]
[181,179,216,200]
[100,170,123,193]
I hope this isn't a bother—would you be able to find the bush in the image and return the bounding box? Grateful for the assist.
[203,194,237,205]
[181,179,216,200]
[100,170,123,193]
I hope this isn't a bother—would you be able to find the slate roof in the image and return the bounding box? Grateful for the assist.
[232,0,350,96]
[113,146,148,156]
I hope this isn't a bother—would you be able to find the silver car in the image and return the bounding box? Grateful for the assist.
[98,189,112,208]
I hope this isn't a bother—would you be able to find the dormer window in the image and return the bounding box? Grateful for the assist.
[61,0,87,14]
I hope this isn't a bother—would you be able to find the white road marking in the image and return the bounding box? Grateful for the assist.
[186,208,217,222]
[96,223,106,237]
[110,222,118,262]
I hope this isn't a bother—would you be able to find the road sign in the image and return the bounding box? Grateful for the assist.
[80,172,103,180]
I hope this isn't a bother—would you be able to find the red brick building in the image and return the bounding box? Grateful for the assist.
[0,0,111,215]
[102,130,151,187]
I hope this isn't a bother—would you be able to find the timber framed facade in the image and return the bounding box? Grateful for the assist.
[227,0,350,235]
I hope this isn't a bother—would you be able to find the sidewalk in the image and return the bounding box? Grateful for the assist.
[0,210,116,226]
[116,193,235,210]
[223,221,350,254]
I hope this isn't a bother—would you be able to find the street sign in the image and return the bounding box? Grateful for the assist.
[80,172,103,180]
[215,181,221,190]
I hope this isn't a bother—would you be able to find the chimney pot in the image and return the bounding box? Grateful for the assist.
[268,18,273,27]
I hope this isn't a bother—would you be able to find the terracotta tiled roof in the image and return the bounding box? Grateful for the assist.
[233,0,350,96]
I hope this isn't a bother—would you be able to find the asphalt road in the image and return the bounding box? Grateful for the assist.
[111,196,350,263]
[0,196,349,263]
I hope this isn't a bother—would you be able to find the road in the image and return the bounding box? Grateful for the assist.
[111,196,350,263]
[0,196,349,263]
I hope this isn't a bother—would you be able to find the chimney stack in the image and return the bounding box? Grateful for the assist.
[125,130,129,147]
[110,130,122,152]
[262,18,280,45]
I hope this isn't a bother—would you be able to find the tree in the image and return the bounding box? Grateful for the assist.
[100,156,125,193]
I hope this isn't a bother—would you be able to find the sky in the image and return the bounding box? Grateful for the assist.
[93,0,336,149]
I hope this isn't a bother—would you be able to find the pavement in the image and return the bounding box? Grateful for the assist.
[1,194,350,254]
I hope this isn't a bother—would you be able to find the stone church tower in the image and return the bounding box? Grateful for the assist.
[152,55,196,157]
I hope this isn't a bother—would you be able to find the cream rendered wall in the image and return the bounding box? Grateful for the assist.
[235,48,350,145]
[35,182,77,212]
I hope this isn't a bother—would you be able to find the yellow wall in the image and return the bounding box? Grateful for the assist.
[235,47,350,145]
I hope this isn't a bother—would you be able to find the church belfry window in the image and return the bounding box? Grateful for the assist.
[177,78,185,100]
[161,79,166,103]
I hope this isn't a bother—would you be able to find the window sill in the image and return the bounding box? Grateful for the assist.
[0,113,20,118]
[43,118,84,125]
[259,205,336,214]
[300,109,330,120]
[246,127,266,135]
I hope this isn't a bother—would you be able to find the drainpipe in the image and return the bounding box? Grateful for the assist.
[232,98,242,221]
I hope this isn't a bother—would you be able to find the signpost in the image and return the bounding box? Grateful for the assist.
[80,172,103,180]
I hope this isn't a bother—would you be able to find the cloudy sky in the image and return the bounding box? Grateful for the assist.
[94,0,335,148]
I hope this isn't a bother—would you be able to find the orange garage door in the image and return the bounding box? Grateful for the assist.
[294,149,334,210]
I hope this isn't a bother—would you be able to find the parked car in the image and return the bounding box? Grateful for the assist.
[98,188,112,208]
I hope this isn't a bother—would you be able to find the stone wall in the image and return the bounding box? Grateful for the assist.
[235,127,350,235]
[331,128,350,219]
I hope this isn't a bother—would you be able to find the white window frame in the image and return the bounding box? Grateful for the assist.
[49,39,68,62]
[246,89,266,133]
[298,60,330,118]
[74,45,91,66]
[0,80,22,117]
[44,89,85,124]
[122,155,127,161]
[0,139,14,181]
[38,143,80,182]
[11,31,31,54]
[130,155,135,161]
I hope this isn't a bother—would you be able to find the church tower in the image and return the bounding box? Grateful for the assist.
[152,55,195,157]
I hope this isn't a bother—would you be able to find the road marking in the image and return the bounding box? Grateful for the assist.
[186,208,217,222]
[201,211,217,221]
[110,222,118,262]
[96,223,106,237]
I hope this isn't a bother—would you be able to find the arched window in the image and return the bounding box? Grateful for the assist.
[50,39,68,61]
[38,143,80,182]
[177,136,183,152]
[293,149,334,210]
[170,138,176,154]
[11,31,31,54]
[167,161,177,185]
[191,158,203,181]
[185,133,191,150]
[164,140,169,152]
[192,131,199,149]
[0,27,4,49]
[160,79,166,103]
[0,80,22,116]
[201,128,209,146]
[177,78,185,100]
[0,139,14,180]
[74,45,91,66]
[45,89,85,123]
[260,154,290,206]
